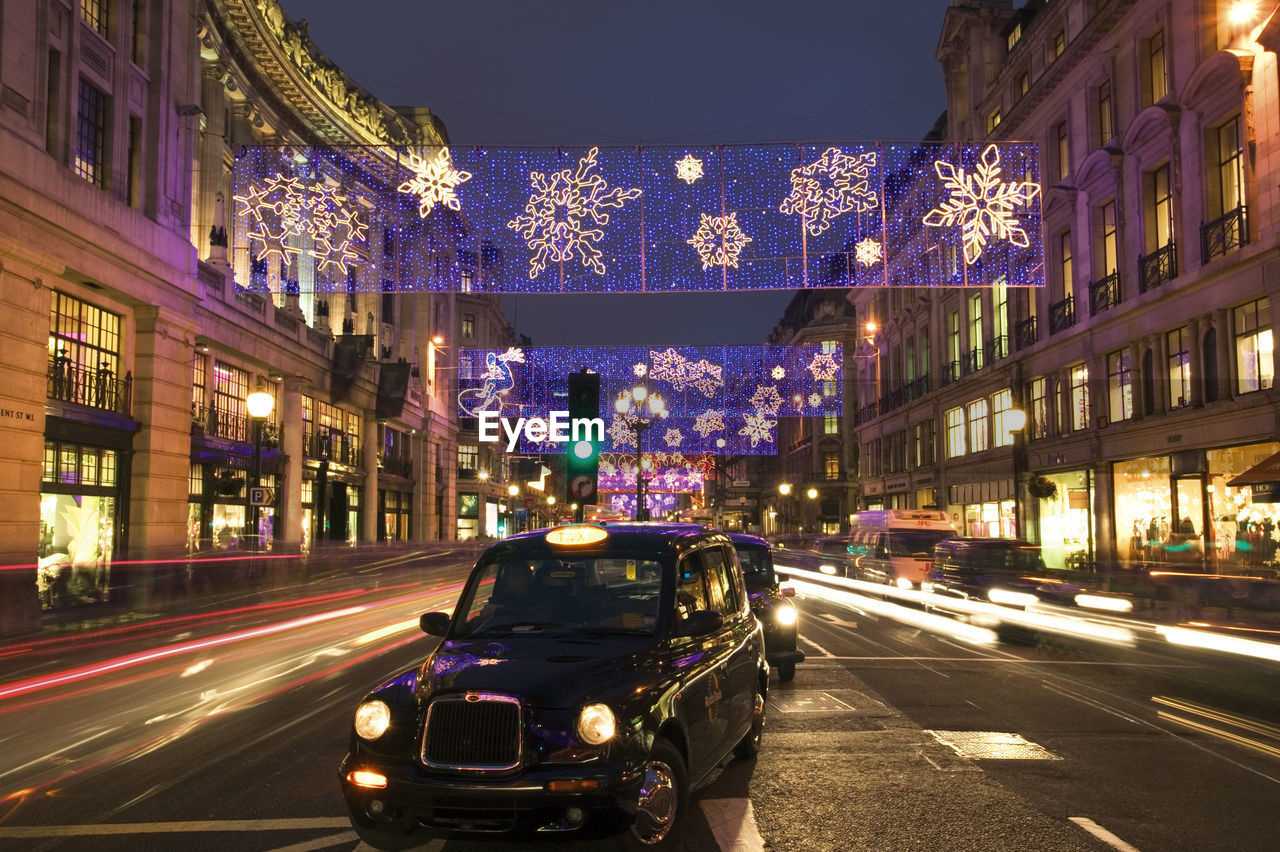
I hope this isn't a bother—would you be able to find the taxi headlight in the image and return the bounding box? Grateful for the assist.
[988,588,1038,607]
[576,703,616,745]
[354,699,391,740]
[775,601,798,626]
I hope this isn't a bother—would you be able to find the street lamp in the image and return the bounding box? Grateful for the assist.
[863,320,881,415]
[1005,408,1028,539]
[246,379,275,559]
[777,482,793,534]
[615,384,668,520]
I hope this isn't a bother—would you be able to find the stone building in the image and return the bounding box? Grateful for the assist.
[0,0,462,635]
[851,0,1280,573]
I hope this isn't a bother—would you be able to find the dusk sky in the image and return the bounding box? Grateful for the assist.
[288,0,952,345]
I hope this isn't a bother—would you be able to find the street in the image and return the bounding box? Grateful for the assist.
[2,552,1279,852]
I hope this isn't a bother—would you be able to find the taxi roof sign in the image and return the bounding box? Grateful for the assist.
[545,525,609,546]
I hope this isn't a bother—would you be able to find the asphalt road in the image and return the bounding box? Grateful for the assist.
[1,551,1278,852]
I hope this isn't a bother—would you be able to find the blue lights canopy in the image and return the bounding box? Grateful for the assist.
[231,143,1043,294]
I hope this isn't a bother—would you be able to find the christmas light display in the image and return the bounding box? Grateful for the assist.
[687,212,753,269]
[457,347,525,416]
[231,142,1042,293]
[598,452,707,493]
[749,385,783,416]
[607,492,681,517]
[778,147,878,237]
[738,412,777,447]
[692,409,726,437]
[397,148,472,217]
[675,154,704,184]
[806,351,840,382]
[771,366,786,381]
[663,427,685,448]
[922,144,1040,265]
[506,146,643,279]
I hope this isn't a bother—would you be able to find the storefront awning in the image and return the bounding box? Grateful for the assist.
[1227,450,1280,486]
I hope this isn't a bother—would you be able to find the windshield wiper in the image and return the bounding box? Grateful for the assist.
[468,620,565,636]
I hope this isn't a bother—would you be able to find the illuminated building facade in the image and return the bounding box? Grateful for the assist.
[852,0,1280,574]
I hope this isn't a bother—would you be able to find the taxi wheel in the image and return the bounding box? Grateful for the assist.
[734,688,766,759]
[619,738,687,850]
[777,662,796,683]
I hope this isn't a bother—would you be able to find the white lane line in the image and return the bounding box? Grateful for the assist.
[700,797,766,852]
[0,818,351,837]
[1068,817,1141,852]
[799,636,835,657]
[265,831,359,852]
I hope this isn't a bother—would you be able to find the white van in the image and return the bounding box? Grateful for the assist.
[848,509,957,589]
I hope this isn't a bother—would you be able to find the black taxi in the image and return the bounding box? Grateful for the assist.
[728,534,804,682]
[340,522,768,849]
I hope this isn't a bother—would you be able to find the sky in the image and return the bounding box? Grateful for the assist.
[287,0,951,346]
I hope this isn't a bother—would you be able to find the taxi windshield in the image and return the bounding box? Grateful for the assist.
[455,553,668,638]
[733,545,774,583]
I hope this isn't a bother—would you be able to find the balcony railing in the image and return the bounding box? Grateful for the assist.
[1015,316,1038,350]
[48,358,132,417]
[855,402,879,425]
[192,404,250,443]
[1089,271,1121,316]
[906,374,930,401]
[942,360,960,386]
[304,431,360,467]
[1139,241,1177,293]
[1048,295,1075,335]
[879,386,906,413]
[1201,205,1248,265]
[985,336,1007,365]
[963,348,984,375]
[380,454,413,478]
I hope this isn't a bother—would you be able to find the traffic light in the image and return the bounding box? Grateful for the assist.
[566,370,600,521]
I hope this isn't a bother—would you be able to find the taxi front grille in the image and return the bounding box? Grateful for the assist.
[421,693,521,771]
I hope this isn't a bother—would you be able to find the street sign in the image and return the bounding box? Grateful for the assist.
[248,486,273,507]
[569,474,596,500]
[524,496,535,510]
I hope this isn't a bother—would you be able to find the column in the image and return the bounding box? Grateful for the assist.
[1129,340,1144,422]
[1092,464,1115,577]
[1151,332,1169,415]
[1214,308,1234,402]
[1188,316,1204,408]
[1087,354,1106,429]
[363,414,379,542]
[280,377,304,549]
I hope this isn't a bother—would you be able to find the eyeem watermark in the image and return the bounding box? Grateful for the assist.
[478,411,605,452]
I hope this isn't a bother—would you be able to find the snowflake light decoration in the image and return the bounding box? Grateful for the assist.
[749,385,783,416]
[648,348,725,397]
[923,144,1041,265]
[771,366,785,380]
[675,154,704,184]
[396,148,472,218]
[687,213,754,270]
[633,363,648,377]
[664,428,684,448]
[778,147,878,237]
[233,174,367,274]
[738,413,776,447]
[808,393,823,408]
[693,409,726,437]
[507,146,642,279]
[607,416,637,448]
[807,351,840,382]
[854,237,883,267]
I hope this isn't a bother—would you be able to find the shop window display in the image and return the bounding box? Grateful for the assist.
[1037,470,1092,571]
[37,494,115,609]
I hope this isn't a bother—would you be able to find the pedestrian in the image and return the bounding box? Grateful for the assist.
[96,360,114,409]
[52,347,69,398]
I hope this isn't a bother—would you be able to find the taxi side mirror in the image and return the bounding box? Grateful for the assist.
[781,586,796,598]
[420,611,451,636]
[680,610,723,637]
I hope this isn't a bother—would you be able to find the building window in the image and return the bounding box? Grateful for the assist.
[821,339,838,354]
[81,0,108,37]
[1147,29,1167,104]
[1107,350,1133,422]
[1029,377,1049,439]
[1146,163,1175,253]
[823,414,838,435]
[192,351,206,413]
[947,310,960,375]
[991,389,1014,448]
[462,313,475,339]
[913,421,935,467]
[966,399,989,454]
[824,452,840,480]
[919,335,930,380]
[1056,122,1069,181]
[1018,71,1029,97]
[132,0,147,65]
[380,280,394,326]
[74,79,107,187]
[1215,116,1245,217]
[126,116,142,209]
[1058,231,1073,302]
[945,407,966,458]
[1099,201,1119,276]
[1097,79,1114,145]
[1051,30,1065,60]
[821,379,837,397]
[458,443,478,471]
[988,109,1002,133]
[213,361,250,441]
[1007,22,1022,51]
[1235,298,1273,393]
[1167,327,1191,408]
[1070,363,1090,431]
[967,292,983,371]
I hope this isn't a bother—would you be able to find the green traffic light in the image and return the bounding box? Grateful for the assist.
[571,439,596,460]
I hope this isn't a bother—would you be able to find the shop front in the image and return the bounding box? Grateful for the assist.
[1114,443,1280,574]
[380,487,412,541]
[949,480,1016,539]
[1033,469,1093,571]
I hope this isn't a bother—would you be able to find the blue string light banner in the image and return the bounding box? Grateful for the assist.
[598,453,709,494]
[457,344,841,454]
[231,143,1043,294]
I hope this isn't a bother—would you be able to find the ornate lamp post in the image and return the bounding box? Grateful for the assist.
[806,487,819,532]
[245,380,275,560]
[615,384,668,521]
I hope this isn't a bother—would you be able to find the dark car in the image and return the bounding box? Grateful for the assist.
[340,522,768,850]
[926,538,1081,608]
[729,534,805,682]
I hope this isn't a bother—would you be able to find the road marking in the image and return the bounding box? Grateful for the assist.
[700,797,766,852]
[925,730,1060,760]
[818,613,859,629]
[265,831,360,852]
[809,656,1186,664]
[0,818,351,837]
[1068,817,1141,851]
[798,636,835,657]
